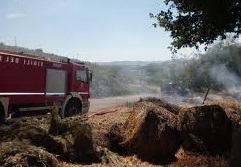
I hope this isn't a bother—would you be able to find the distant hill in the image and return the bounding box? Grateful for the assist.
[0,43,82,63]
[0,43,168,66]
[97,61,164,66]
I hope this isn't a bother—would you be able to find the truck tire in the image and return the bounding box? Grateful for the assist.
[0,104,5,124]
[64,99,81,117]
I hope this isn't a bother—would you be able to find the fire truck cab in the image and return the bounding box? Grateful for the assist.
[0,50,92,123]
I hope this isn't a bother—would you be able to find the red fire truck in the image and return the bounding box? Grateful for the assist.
[0,50,92,123]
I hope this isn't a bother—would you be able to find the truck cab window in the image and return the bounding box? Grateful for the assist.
[76,69,87,82]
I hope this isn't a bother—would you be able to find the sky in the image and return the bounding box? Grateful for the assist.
[0,0,196,62]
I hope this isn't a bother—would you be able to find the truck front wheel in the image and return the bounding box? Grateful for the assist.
[64,99,81,117]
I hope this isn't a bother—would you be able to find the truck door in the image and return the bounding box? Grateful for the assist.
[75,68,89,98]
[46,69,66,97]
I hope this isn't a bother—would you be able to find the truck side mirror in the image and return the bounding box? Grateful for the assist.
[88,70,93,83]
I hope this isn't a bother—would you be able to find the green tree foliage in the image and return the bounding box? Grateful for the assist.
[151,0,241,52]
[177,57,217,92]
[90,64,160,98]
[90,64,132,98]
[143,61,183,85]
[177,40,241,92]
[144,63,168,85]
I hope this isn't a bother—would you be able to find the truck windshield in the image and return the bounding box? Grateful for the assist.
[76,69,87,82]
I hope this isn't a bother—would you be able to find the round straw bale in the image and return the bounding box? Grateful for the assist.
[120,101,182,162]
[139,97,180,114]
[229,126,241,167]
[178,104,232,155]
[205,99,241,133]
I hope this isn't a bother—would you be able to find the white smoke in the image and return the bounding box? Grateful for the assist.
[210,64,241,96]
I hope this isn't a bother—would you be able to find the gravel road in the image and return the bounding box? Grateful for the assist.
[89,94,158,112]
[89,92,220,113]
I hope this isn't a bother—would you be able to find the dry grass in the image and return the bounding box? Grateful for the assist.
[170,148,227,167]
[0,141,59,167]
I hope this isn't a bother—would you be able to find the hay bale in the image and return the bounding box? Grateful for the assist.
[0,141,59,167]
[0,125,11,142]
[120,101,182,162]
[48,104,73,135]
[139,97,180,114]
[205,99,241,133]
[48,106,99,162]
[73,122,100,162]
[107,123,125,153]
[48,110,101,162]
[98,147,122,166]
[0,106,101,164]
[229,126,241,167]
[178,104,232,156]
[1,108,98,163]
[2,125,70,158]
[48,105,103,163]
[48,104,62,134]
[48,104,88,135]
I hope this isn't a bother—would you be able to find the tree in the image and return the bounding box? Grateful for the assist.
[151,0,241,52]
